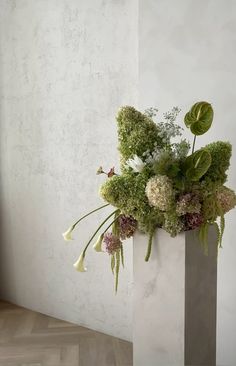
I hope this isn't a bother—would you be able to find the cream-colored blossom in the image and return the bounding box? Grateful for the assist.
[62,226,74,241]
[126,155,145,173]
[73,253,87,272]
[93,234,104,252]
[145,175,173,211]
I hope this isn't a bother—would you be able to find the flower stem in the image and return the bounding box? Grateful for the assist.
[192,135,196,154]
[82,209,119,257]
[103,213,121,235]
[145,230,155,262]
[72,203,110,230]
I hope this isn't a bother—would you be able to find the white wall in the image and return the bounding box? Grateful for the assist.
[1,1,236,360]
[139,0,236,364]
[0,0,138,341]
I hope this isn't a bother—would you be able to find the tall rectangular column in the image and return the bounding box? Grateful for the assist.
[133,227,217,366]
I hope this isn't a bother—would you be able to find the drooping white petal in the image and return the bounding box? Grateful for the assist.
[73,253,87,272]
[93,234,104,252]
[62,226,74,241]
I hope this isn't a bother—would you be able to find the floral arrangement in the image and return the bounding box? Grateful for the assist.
[63,102,236,291]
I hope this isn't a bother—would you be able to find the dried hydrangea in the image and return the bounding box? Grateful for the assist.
[163,212,184,237]
[176,193,201,216]
[145,175,173,211]
[216,186,236,214]
[103,232,122,255]
[118,215,137,240]
[185,213,204,230]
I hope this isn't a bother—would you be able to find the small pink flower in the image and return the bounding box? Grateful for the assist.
[118,215,137,240]
[103,232,122,255]
[107,167,116,178]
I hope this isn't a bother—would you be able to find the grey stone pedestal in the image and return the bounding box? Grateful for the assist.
[133,227,217,366]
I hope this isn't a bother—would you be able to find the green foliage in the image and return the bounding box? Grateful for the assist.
[182,149,212,181]
[184,101,214,135]
[202,194,219,222]
[214,222,221,253]
[120,244,124,268]
[199,223,209,255]
[111,255,115,274]
[145,230,155,262]
[153,150,180,178]
[171,140,191,159]
[203,141,232,183]
[116,106,163,164]
[115,250,120,293]
[199,220,226,256]
[112,211,120,236]
[219,215,225,248]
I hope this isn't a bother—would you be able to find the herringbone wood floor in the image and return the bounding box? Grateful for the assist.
[0,300,132,366]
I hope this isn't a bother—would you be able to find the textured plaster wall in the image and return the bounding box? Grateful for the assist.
[0,0,138,341]
[1,0,236,357]
[139,0,236,364]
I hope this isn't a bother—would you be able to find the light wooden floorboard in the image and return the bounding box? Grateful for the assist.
[0,300,132,366]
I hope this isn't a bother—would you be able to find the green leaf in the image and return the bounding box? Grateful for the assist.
[145,230,155,262]
[213,222,220,257]
[120,244,124,268]
[199,223,209,256]
[219,215,225,248]
[115,250,120,293]
[183,149,212,181]
[184,101,214,136]
[111,255,115,274]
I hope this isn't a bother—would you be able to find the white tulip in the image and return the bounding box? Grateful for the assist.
[62,226,74,241]
[126,155,145,173]
[73,253,87,272]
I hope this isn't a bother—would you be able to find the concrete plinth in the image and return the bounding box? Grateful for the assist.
[133,227,217,366]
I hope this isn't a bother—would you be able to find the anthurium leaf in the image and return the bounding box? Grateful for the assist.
[184,149,212,181]
[184,101,214,136]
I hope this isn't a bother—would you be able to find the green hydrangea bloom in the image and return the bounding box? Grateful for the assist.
[100,167,163,233]
[116,106,163,167]
[153,150,180,178]
[203,141,232,183]
[163,211,184,237]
